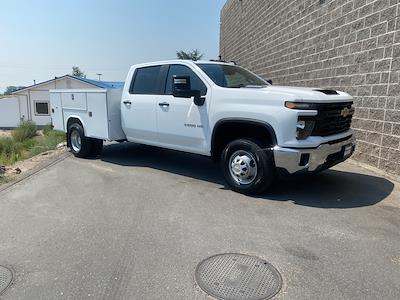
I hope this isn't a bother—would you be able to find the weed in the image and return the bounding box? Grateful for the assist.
[0,121,65,166]
[0,137,23,165]
[12,121,37,142]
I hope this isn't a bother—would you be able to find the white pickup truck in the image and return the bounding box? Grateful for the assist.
[50,60,355,194]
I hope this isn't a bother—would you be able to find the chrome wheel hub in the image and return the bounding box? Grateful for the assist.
[70,130,82,152]
[229,150,258,185]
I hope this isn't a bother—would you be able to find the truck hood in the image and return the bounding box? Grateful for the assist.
[257,85,353,102]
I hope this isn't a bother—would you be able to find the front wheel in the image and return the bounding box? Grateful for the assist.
[221,139,275,195]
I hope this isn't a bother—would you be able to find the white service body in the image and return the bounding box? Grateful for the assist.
[50,89,126,141]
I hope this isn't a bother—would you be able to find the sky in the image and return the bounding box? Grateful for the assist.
[0,0,226,92]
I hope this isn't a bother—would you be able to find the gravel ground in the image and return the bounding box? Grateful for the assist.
[0,130,13,137]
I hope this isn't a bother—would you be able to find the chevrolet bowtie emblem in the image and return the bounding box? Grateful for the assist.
[341,107,351,118]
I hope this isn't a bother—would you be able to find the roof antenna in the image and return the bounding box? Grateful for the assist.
[97,73,102,81]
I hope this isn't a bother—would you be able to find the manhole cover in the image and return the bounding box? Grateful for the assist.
[195,253,282,300]
[0,266,12,295]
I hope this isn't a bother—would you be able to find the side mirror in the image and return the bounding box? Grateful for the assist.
[266,79,273,85]
[172,75,205,106]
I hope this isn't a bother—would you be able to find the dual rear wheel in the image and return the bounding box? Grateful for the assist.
[68,123,103,158]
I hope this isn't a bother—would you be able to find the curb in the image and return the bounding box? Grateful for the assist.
[0,151,72,194]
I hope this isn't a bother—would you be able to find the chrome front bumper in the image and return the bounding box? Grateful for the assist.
[273,136,356,174]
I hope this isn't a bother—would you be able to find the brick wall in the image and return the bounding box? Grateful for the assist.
[220,0,400,176]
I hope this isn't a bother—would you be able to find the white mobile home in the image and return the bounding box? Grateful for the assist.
[0,75,123,128]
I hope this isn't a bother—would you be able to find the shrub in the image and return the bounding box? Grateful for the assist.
[0,137,23,165]
[0,123,65,168]
[12,121,37,142]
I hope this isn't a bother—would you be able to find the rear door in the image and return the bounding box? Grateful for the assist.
[121,65,162,144]
[156,64,210,154]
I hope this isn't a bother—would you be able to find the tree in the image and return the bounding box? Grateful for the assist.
[176,49,204,61]
[72,66,85,77]
[3,86,25,95]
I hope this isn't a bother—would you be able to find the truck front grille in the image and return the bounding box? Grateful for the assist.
[311,102,354,137]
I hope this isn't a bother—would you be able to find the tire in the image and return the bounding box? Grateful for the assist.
[221,139,275,195]
[90,138,103,157]
[68,123,93,158]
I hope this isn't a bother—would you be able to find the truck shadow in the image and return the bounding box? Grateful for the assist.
[100,143,395,209]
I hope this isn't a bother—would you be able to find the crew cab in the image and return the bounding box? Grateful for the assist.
[50,60,355,195]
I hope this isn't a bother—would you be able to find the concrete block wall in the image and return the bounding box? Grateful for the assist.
[220,0,400,176]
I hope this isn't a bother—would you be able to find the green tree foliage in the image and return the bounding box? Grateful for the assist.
[72,66,86,77]
[176,49,204,61]
[3,86,25,95]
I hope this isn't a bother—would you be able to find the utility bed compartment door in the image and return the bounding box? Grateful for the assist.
[86,92,109,139]
[50,93,64,131]
[61,92,87,110]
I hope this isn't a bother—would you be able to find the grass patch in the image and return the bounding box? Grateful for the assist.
[12,121,37,142]
[0,174,11,185]
[0,137,23,165]
[42,124,53,135]
[0,122,65,167]
[29,130,66,156]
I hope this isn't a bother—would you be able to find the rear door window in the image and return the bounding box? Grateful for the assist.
[130,66,162,94]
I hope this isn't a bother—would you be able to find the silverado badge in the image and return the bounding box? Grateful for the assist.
[341,107,351,118]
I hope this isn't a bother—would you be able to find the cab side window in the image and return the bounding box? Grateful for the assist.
[164,65,207,96]
[130,66,161,94]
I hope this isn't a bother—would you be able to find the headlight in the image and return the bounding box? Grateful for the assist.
[285,101,315,110]
[296,117,315,140]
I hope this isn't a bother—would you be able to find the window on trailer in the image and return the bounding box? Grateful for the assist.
[34,101,50,116]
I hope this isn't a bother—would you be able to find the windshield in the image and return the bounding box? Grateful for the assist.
[197,63,268,88]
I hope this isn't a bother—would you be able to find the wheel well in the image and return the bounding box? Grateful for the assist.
[211,120,276,161]
[66,118,83,147]
[67,117,83,130]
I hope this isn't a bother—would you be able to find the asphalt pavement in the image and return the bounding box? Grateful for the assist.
[0,143,399,299]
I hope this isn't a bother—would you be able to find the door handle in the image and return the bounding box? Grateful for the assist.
[123,100,132,105]
[158,102,170,107]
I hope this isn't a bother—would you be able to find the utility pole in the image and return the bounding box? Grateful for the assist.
[97,73,103,81]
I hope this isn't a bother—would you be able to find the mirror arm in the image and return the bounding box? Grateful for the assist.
[194,96,205,106]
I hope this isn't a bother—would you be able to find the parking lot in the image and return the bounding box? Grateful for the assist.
[0,143,399,299]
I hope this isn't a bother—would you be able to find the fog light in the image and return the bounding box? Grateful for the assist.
[296,120,306,130]
[299,153,310,166]
[296,118,315,140]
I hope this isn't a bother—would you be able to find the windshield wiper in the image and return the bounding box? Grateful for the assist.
[230,84,246,88]
[244,85,267,88]
[230,84,266,88]
[230,84,267,89]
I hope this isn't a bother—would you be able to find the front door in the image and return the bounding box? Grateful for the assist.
[121,65,161,144]
[156,64,210,155]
